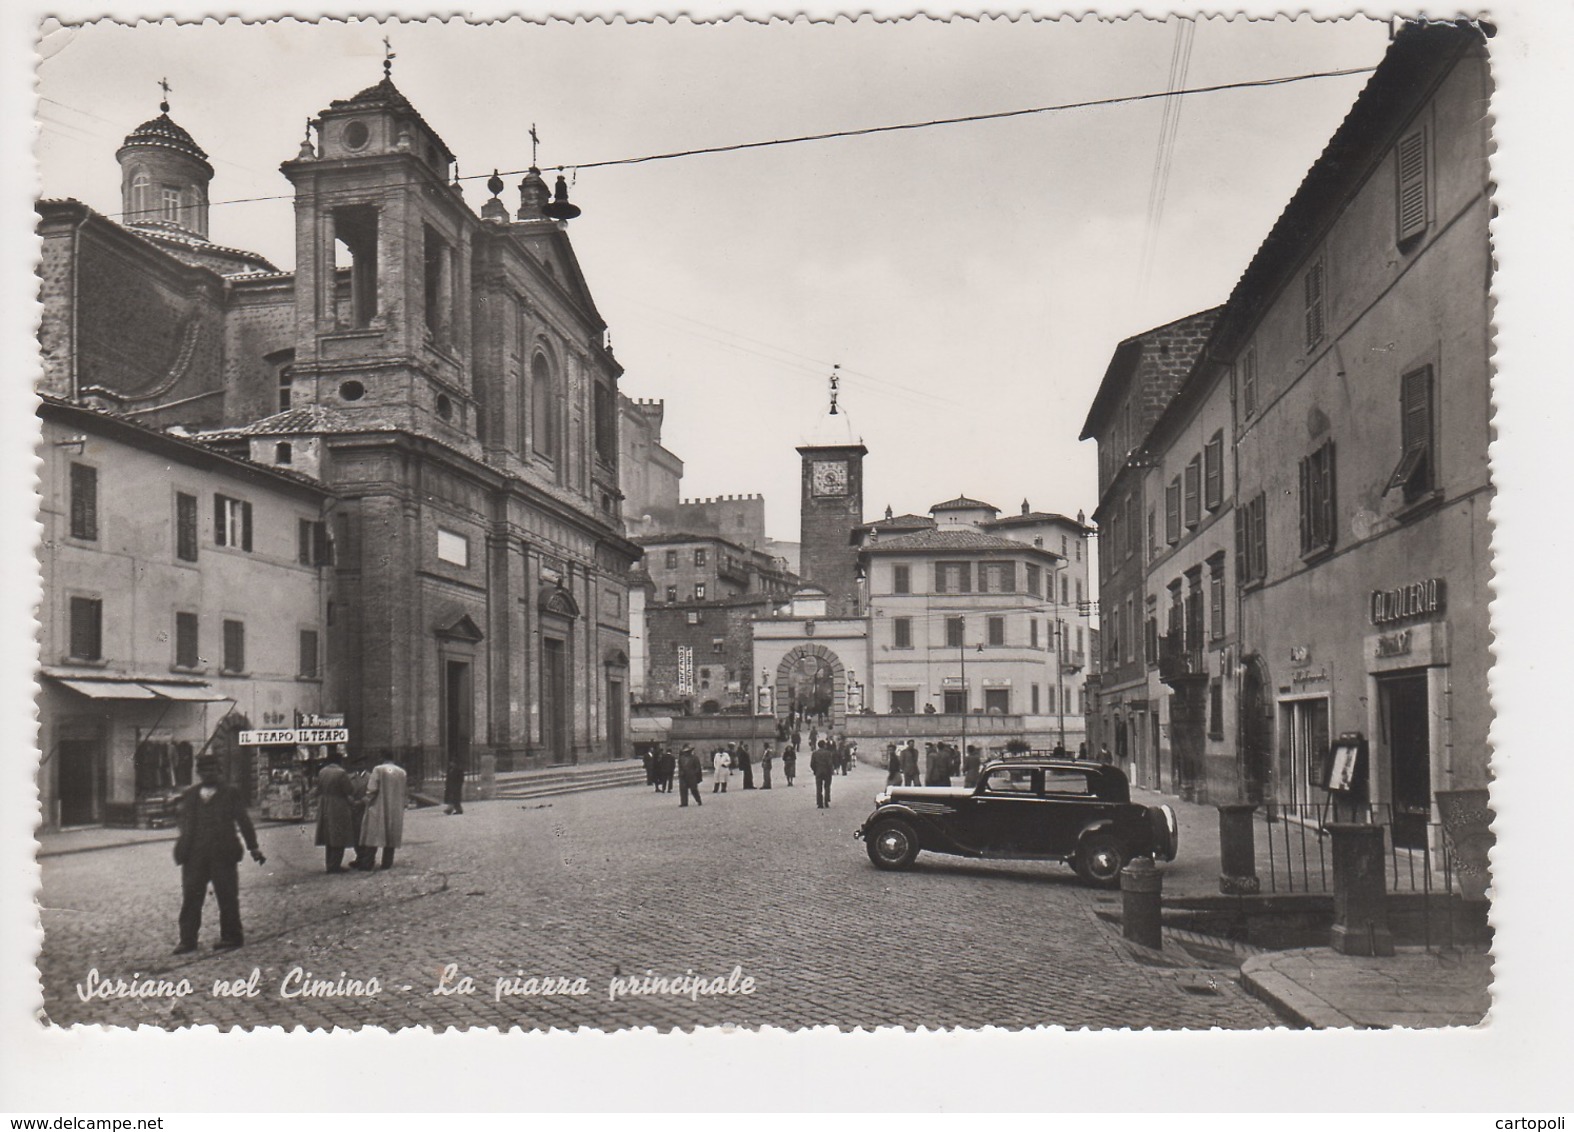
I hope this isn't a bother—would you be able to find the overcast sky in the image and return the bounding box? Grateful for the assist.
[35,16,1390,539]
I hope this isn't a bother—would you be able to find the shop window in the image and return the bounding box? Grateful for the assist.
[1396,127,1429,244]
[889,689,916,714]
[175,612,199,669]
[69,596,102,661]
[987,616,1005,647]
[1283,697,1331,808]
[1204,431,1224,511]
[893,617,912,649]
[299,629,319,679]
[1299,440,1337,556]
[222,619,246,674]
[69,463,98,541]
[1386,365,1436,503]
[214,494,252,551]
[176,492,198,562]
[945,616,965,649]
[893,564,911,594]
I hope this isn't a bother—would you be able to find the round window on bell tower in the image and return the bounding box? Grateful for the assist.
[343,120,369,150]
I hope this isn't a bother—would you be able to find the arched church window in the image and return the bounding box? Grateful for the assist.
[160,185,182,225]
[131,172,150,219]
[532,353,557,460]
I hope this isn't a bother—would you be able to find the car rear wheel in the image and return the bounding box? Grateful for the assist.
[1074,833,1128,887]
[866,819,920,870]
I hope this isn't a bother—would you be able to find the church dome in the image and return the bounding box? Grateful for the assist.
[116,112,213,177]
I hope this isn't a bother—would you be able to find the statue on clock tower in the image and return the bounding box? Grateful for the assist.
[797,369,867,616]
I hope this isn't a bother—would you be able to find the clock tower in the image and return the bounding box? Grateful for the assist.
[797,389,867,616]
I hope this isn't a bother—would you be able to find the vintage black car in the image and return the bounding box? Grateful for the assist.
[854,759,1177,886]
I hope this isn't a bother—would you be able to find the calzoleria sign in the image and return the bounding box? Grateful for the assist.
[1370,578,1446,626]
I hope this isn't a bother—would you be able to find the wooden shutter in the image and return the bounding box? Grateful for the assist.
[1320,442,1336,549]
[1401,366,1433,454]
[1241,350,1257,418]
[1298,455,1311,552]
[241,501,253,552]
[214,495,228,547]
[1184,456,1201,527]
[1250,495,1267,581]
[1304,261,1325,348]
[1204,433,1223,510]
[933,564,947,594]
[1396,128,1428,242]
[1234,507,1248,584]
[69,464,97,540]
[1165,478,1181,543]
[176,493,198,561]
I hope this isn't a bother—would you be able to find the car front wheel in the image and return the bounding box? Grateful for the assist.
[866,819,920,870]
[1074,833,1128,887]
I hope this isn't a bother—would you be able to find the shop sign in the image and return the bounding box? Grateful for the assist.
[1370,578,1446,626]
[982,678,1013,687]
[942,676,967,687]
[1375,629,1413,659]
[1290,666,1329,688]
[676,646,694,696]
[239,727,349,746]
[302,713,344,727]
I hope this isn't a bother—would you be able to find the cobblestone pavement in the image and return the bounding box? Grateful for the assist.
[34,770,1280,1030]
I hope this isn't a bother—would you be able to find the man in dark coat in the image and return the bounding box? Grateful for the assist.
[314,753,358,873]
[738,742,755,790]
[760,743,774,790]
[173,754,264,953]
[923,743,943,786]
[810,740,836,809]
[676,746,703,807]
[900,741,921,787]
[443,752,466,815]
[658,746,677,793]
[963,745,983,788]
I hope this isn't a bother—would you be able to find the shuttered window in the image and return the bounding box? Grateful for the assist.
[1235,493,1269,586]
[222,619,245,673]
[934,562,971,594]
[1183,455,1202,528]
[1299,440,1337,555]
[1204,431,1224,511]
[1304,259,1326,349]
[299,629,319,679]
[69,596,102,661]
[1386,365,1436,502]
[69,464,98,541]
[1240,349,1258,419]
[214,495,252,551]
[1165,477,1181,544]
[176,493,198,562]
[987,616,1005,647]
[175,612,199,668]
[1396,127,1428,243]
[945,616,964,648]
[893,565,911,595]
[893,617,912,649]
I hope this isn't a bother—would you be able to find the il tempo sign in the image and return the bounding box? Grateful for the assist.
[238,727,349,746]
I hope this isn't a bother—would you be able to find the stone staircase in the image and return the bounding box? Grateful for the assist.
[490,762,648,803]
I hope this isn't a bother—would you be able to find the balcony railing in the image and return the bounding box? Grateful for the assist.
[1060,651,1085,673]
[1157,631,1206,681]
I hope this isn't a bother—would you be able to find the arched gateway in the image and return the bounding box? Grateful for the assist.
[774,643,848,726]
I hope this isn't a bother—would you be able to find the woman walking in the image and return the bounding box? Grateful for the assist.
[782,743,797,787]
[760,743,774,790]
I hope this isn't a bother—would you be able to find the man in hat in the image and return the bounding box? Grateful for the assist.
[677,746,704,807]
[173,754,264,954]
[314,751,358,873]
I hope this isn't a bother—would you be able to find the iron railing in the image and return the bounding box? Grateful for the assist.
[1257,801,1455,897]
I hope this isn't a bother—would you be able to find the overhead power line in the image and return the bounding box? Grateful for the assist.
[55,62,1379,220]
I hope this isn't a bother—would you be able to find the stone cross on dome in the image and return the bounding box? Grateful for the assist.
[382,35,396,79]
[158,76,171,114]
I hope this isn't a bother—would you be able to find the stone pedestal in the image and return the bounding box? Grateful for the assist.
[1218,802,1261,895]
[478,752,497,800]
[1121,856,1163,950]
[1327,822,1395,956]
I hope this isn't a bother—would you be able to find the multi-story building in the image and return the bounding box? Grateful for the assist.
[619,396,683,538]
[1225,22,1492,844]
[37,396,333,828]
[1080,22,1492,839]
[1080,309,1221,783]
[638,532,797,606]
[37,69,643,783]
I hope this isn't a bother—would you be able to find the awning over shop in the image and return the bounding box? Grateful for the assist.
[141,683,230,702]
[52,678,159,700]
[47,674,226,702]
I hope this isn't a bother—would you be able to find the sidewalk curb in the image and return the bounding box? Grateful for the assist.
[1239,954,1354,1029]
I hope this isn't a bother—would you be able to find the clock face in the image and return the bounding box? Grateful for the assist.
[811,460,849,497]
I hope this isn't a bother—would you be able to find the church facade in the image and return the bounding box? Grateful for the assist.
[37,71,642,788]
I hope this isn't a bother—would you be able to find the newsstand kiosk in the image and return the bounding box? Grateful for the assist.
[239,724,351,822]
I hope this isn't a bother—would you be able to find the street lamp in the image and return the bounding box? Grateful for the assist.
[1051,560,1067,754]
[958,630,982,768]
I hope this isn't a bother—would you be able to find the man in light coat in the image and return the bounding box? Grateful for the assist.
[711,746,732,793]
[358,753,408,870]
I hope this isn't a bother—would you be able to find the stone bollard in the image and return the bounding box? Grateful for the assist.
[478,752,497,801]
[1327,823,1395,956]
[1121,856,1163,950]
[1218,803,1261,895]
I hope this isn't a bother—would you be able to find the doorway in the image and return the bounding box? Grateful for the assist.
[57,737,102,826]
[942,689,968,715]
[606,676,625,760]
[443,659,471,778]
[1379,671,1432,850]
[541,637,569,764]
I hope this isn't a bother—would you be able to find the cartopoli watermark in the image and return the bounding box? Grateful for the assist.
[608,965,756,1003]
